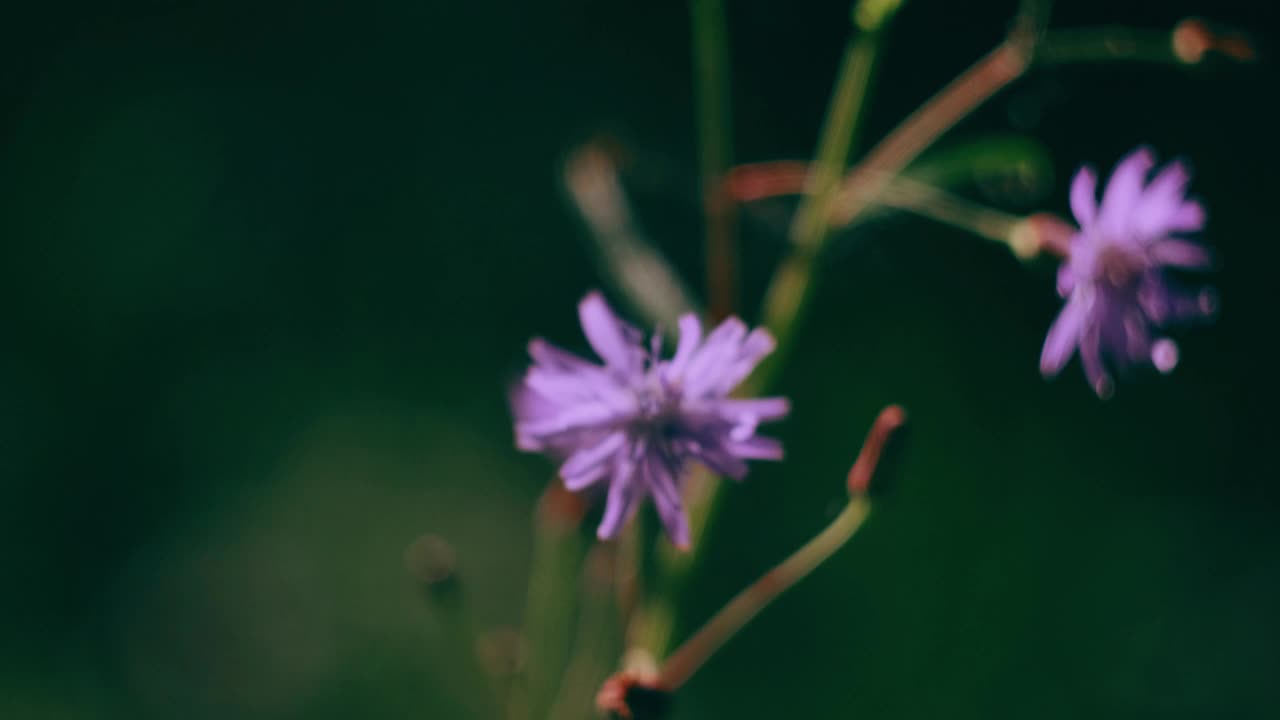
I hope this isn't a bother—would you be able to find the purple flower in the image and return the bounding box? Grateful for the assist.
[513,292,789,547]
[1040,148,1217,397]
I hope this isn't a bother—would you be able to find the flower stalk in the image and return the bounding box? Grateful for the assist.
[690,0,737,321]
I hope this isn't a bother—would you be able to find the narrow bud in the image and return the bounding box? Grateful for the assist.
[404,534,458,597]
[847,404,908,496]
[596,671,671,720]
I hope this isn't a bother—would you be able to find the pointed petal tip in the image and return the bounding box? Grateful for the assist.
[1199,288,1220,316]
[1069,165,1099,227]
[1120,145,1157,170]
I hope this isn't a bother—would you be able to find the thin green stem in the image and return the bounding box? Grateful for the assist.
[690,0,737,321]
[548,545,624,720]
[876,174,1023,247]
[658,495,871,690]
[829,40,1031,228]
[755,18,893,393]
[1035,27,1185,67]
[517,483,589,720]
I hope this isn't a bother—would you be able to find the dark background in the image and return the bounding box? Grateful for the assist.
[2,1,1278,718]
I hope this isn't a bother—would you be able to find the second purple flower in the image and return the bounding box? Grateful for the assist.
[1041,147,1218,397]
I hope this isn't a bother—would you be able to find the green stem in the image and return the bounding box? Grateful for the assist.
[518,483,589,720]
[756,10,894,392]
[548,545,624,720]
[829,40,1031,228]
[875,174,1023,248]
[690,0,737,321]
[658,496,872,690]
[1035,27,1187,67]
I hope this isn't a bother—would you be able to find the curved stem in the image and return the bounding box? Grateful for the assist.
[656,404,906,692]
[657,496,871,690]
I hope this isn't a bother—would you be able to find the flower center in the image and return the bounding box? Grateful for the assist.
[630,375,681,438]
[1096,244,1144,288]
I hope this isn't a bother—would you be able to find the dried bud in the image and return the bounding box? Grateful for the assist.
[1172,19,1211,64]
[596,671,672,720]
[403,534,458,597]
[1173,18,1257,65]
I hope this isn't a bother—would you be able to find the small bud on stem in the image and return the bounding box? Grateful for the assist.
[847,404,907,495]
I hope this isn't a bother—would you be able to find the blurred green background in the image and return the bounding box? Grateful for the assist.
[2,1,1278,718]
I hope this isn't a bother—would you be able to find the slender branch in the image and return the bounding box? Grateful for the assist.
[690,0,737,321]
[656,497,871,691]
[656,406,905,690]
[829,41,1031,227]
[726,161,1024,248]
[751,14,894,394]
[517,481,589,720]
[871,175,1023,245]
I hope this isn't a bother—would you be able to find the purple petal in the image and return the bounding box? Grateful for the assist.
[1132,160,1194,238]
[1040,296,1085,377]
[715,397,791,423]
[529,338,595,372]
[643,457,689,548]
[1069,166,1098,227]
[516,401,619,442]
[1056,264,1076,298]
[692,442,750,480]
[1166,200,1207,234]
[1142,160,1192,204]
[712,328,777,394]
[1079,326,1114,399]
[683,317,748,396]
[1099,148,1155,238]
[664,313,703,382]
[727,435,784,461]
[1148,239,1212,269]
[597,453,642,540]
[578,291,644,372]
[561,431,628,490]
